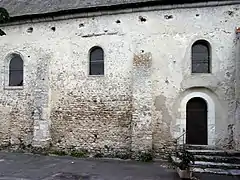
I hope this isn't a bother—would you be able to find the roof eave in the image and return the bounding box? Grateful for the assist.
[6,0,218,21]
[4,0,240,23]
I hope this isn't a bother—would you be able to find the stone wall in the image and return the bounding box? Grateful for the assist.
[50,93,132,154]
[0,91,34,146]
[131,52,152,153]
[0,3,239,155]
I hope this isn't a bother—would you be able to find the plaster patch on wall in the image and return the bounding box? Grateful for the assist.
[153,95,173,155]
[133,52,152,68]
[154,95,172,125]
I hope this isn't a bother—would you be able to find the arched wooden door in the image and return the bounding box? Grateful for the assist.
[186,97,208,145]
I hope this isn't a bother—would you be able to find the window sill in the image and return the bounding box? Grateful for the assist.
[191,73,212,76]
[4,86,24,90]
[88,75,105,78]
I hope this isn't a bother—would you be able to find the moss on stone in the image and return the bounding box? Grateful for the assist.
[70,150,88,158]
[93,152,104,158]
[134,151,153,162]
[50,150,68,156]
[113,152,132,160]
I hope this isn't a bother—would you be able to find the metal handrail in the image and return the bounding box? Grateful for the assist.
[175,130,186,151]
[176,130,186,141]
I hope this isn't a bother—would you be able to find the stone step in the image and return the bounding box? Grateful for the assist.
[191,161,240,169]
[186,149,240,157]
[178,144,221,150]
[192,167,240,176]
[171,155,240,175]
[171,154,240,175]
[194,155,240,164]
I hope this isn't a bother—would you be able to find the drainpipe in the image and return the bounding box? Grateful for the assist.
[235,27,240,149]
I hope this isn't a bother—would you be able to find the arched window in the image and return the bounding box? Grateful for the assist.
[89,46,104,75]
[9,54,23,86]
[192,40,211,73]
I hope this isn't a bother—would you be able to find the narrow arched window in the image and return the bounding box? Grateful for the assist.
[89,46,104,75]
[9,54,23,86]
[192,40,211,73]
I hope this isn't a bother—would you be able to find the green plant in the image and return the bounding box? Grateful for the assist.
[18,138,26,150]
[167,153,173,163]
[27,144,33,149]
[0,8,9,23]
[70,150,88,158]
[136,151,153,162]
[176,149,194,170]
[114,152,131,160]
[30,147,49,155]
[51,150,67,156]
[94,152,104,158]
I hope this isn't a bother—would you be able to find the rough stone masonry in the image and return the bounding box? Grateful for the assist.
[0,0,239,158]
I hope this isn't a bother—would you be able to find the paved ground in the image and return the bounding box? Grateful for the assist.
[0,152,239,180]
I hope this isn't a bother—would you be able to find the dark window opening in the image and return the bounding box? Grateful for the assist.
[192,40,211,73]
[89,47,104,75]
[9,54,23,86]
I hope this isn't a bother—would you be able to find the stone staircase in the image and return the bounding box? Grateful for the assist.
[171,144,240,176]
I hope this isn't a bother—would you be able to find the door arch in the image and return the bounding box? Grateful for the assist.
[186,97,208,145]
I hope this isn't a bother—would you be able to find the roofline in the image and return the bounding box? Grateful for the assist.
[3,0,240,26]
